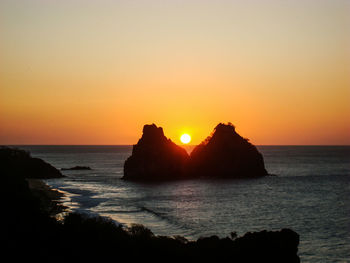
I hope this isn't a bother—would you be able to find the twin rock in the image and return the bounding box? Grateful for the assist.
[123,123,268,181]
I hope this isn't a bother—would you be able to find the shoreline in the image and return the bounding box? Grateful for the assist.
[25,180,301,261]
[1,146,301,261]
[27,178,68,218]
[43,179,126,227]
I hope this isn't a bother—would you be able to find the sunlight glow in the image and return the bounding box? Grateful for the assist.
[0,1,349,145]
[180,134,191,144]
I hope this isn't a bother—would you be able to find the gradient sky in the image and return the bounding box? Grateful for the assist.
[1,0,349,145]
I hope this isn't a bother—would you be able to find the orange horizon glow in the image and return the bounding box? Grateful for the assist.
[1,0,349,146]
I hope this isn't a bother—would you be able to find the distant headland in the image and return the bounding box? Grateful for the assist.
[0,146,64,179]
[123,123,268,181]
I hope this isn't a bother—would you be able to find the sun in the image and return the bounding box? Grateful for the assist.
[180,133,191,144]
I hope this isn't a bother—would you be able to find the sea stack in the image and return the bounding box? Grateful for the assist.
[123,124,189,181]
[188,123,268,178]
[123,123,268,181]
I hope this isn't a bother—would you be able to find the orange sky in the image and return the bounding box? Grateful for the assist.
[1,0,349,145]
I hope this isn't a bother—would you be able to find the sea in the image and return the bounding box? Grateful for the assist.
[18,145,350,263]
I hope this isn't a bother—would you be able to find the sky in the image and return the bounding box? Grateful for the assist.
[1,0,349,145]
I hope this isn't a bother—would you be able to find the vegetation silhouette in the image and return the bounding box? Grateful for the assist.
[1,146,299,262]
[123,123,267,181]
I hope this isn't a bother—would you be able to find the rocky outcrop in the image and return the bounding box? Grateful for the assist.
[188,123,267,178]
[123,123,268,181]
[123,124,189,181]
[0,146,64,179]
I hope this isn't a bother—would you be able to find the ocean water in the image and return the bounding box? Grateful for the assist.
[19,145,350,263]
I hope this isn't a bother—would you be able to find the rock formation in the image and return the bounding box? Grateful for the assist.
[61,166,91,171]
[123,123,267,181]
[0,146,64,179]
[188,123,267,178]
[123,124,189,181]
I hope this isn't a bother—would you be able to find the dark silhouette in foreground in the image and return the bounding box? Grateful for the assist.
[0,146,64,179]
[188,123,268,178]
[123,124,189,181]
[61,166,92,170]
[123,123,267,181]
[1,146,299,262]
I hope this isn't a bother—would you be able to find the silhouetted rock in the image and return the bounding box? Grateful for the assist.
[61,166,91,171]
[188,123,267,178]
[123,123,268,180]
[123,124,189,181]
[0,146,63,179]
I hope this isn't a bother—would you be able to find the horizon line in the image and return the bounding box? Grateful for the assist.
[3,144,350,147]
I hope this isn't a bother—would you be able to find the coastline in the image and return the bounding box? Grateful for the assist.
[23,180,301,262]
[1,146,301,261]
[27,179,68,218]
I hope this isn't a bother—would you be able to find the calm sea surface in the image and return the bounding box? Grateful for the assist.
[18,145,350,263]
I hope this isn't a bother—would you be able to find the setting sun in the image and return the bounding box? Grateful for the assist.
[180,134,191,144]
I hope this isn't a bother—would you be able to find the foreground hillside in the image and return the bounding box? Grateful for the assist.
[1,146,299,262]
